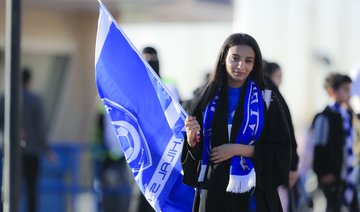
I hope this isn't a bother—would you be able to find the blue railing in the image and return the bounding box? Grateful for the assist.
[1,142,133,212]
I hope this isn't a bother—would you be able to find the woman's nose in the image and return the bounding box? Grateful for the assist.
[237,61,244,69]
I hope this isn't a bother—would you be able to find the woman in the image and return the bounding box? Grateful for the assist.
[264,61,299,212]
[181,33,291,212]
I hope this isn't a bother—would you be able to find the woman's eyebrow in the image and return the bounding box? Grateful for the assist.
[229,53,254,58]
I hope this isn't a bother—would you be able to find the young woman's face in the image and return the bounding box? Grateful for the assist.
[225,45,255,88]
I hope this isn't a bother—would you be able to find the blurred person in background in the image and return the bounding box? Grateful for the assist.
[142,46,182,104]
[349,66,360,208]
[263,61,300,212]
[354,112,360,209]
[0,68,56,212]
[92,107,133,212]
[312,73,359,212]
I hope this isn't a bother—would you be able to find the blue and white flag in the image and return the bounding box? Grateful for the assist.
[95,1,194,211]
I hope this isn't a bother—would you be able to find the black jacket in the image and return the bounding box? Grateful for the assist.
[313,106,345,182]
[265,77,299,171]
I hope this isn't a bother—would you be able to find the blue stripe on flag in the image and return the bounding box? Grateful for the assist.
[95,1,194,211]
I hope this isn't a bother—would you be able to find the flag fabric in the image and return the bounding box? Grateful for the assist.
[95,1,195,211]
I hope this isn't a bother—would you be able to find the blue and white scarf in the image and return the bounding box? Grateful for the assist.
[198,79,265,193]
[332,103,356,207]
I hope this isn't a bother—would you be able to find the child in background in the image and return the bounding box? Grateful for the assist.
[312,73,359,211]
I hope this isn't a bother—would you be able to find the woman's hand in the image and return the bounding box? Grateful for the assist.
[210,144,255,163]
[210,144,236,163]
[185,116,200,148]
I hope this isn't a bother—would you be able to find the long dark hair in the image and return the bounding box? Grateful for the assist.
[192,33,265,114]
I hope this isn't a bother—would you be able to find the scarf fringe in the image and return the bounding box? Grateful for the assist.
[226,168,256,193]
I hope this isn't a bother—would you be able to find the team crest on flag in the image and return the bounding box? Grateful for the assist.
[103,98,152,172]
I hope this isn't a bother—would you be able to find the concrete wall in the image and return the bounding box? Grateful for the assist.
[50,11,99,143]
[0,7,99,143]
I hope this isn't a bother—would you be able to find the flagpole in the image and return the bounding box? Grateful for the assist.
[3,0,22,210]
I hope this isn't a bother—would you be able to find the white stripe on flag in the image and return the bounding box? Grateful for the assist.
[95,2,114,64]
[164,100,180,129]
[144,135,183,208]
